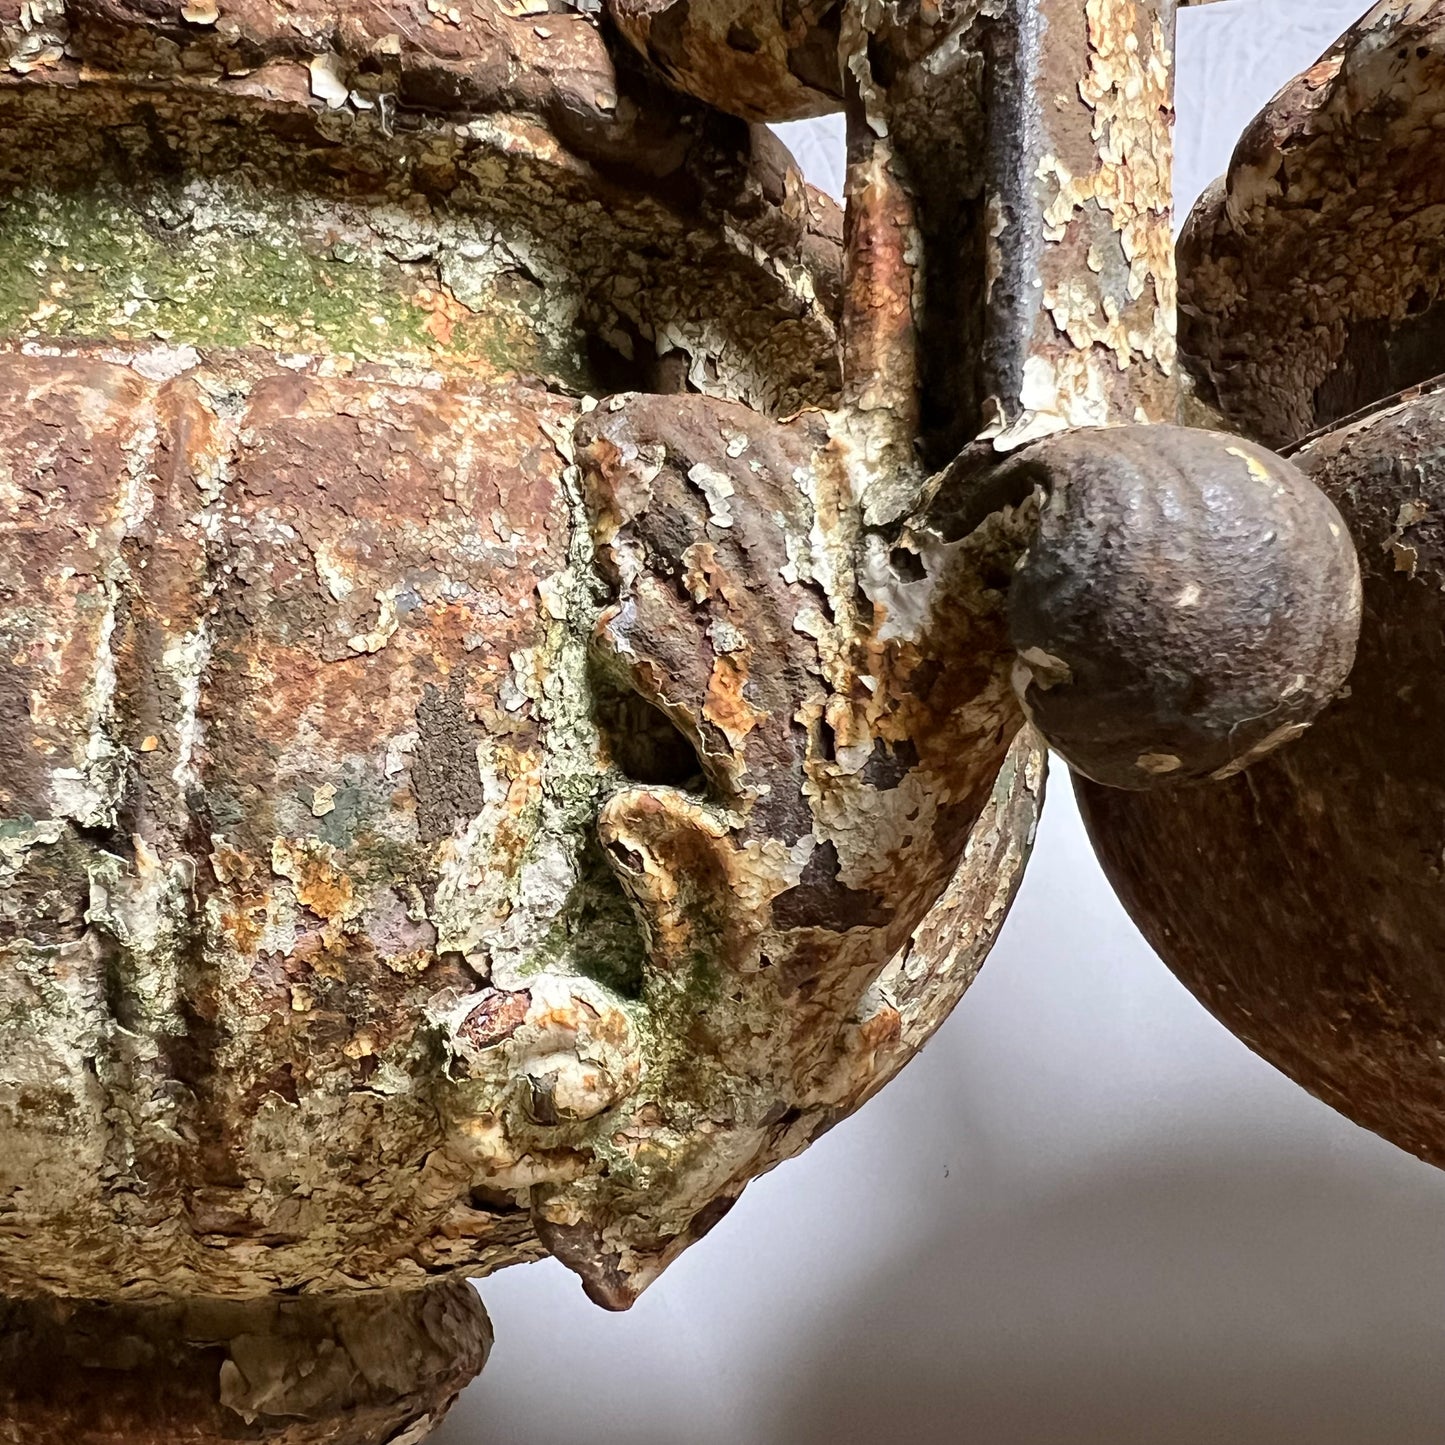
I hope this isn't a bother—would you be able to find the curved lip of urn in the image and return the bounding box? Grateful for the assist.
[0,0,846,412]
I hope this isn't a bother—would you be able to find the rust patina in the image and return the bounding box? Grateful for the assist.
[1081,1,1445,1180]
[0,0,1380,1440]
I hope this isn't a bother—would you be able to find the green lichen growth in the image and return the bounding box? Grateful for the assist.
[534,836,647,999]
[0,181,589,385]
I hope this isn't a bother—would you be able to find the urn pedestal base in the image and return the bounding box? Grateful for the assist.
[0,1280,490,1444]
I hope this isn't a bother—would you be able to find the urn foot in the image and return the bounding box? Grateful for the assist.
[0,1280,491,1444]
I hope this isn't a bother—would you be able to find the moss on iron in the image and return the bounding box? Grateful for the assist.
[0,181,591,386]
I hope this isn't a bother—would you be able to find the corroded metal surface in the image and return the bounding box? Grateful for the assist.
[0,0,1076,1319]
[1180,0,1445,449]
[0,354,569,1297]
[606,0,844,120]
[0,1280,491,1443]
[0,0,1384,1434]
[0,336,1047,1310]
[1083,0,1445,1176]
[976,0,1179,447]
[834,0,1179,532]
[1080,387,1445,1168]
[0,3,845,415]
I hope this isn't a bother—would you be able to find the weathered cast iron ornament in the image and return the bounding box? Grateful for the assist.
[0,0,1425,1436]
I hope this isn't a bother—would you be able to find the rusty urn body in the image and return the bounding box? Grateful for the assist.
[0,0,1052,1436]
[0,0,1413,1438]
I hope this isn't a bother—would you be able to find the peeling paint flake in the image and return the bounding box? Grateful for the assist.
[308,53,352,111]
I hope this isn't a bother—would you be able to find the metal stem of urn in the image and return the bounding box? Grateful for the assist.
[0,0,1369,1438]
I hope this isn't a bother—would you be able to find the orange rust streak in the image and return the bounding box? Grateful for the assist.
[841,156,920,428]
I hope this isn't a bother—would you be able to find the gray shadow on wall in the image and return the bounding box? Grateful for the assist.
[766,1137,1445,1445]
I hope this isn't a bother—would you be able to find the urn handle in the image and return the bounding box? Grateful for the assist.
[605,0,1364,790]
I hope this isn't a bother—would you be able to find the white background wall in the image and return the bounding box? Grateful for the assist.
[442,5,1445,1441]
